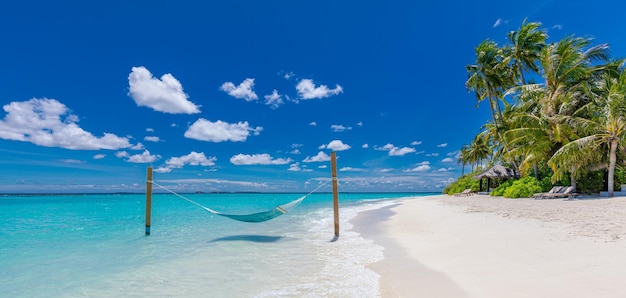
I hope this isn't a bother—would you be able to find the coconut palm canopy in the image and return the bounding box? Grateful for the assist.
[462,18,626,197]
[473,165,520,179]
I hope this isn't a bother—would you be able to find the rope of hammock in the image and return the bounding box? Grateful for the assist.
[148,180,329,223]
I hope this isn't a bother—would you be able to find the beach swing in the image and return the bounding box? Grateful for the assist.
[150,180,327,223]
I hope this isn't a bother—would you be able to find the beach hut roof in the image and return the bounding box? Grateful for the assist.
[473,165,519,179]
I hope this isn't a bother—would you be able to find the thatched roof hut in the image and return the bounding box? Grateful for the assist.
[473,165,519,179]
[473,165,519,192]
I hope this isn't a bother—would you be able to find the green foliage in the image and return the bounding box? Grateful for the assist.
[615,167,626,189]
[539,176,553,192]
[575,170,605,194]
[443,175,480,195]
[575,168,626,194]
[490,179,513,196]
[501,176,543,198]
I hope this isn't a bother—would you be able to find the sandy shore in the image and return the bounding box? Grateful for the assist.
[358,194,626,297]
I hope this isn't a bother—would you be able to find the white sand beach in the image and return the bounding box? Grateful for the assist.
[361,194,626,297]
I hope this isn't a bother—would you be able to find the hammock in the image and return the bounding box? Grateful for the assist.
[150,181,326,223]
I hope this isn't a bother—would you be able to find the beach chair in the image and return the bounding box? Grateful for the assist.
[454,189,473,197]
[532,186,563,199]
[538,186,577,199]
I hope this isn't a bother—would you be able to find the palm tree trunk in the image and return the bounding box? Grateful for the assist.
[608,140,618,197]
[533,163,539,180]
[570,165,577,192]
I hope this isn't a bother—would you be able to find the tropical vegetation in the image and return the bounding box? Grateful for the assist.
[454,18,626,198]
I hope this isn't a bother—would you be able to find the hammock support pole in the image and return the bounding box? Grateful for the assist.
[331,152,340,237]
[145,167,153,236]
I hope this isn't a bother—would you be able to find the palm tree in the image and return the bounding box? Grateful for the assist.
[505,36,611,188]
[504,19,548,178]
[457,145,471,175]
[506,19,548,85]
[466,40,514,131]
[466,133,491,170]
[550,65,626,197]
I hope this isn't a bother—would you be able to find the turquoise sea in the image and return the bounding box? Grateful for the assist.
[1,192,436,297]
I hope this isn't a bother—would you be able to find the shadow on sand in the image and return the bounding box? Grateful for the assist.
[208,234,285,243]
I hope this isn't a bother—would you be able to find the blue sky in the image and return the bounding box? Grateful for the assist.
[1,1,624,193]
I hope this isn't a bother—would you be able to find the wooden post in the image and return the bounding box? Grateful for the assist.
[331,152,339,237]
[145,167,153,235]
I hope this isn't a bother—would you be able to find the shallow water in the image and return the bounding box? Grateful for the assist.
[0,192,434,297]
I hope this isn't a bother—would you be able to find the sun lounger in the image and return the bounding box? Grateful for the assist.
[532,186,563,199]
[537,186,577,199]
[454,189,474,197]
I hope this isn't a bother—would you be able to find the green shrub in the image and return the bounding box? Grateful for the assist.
[443,175,480,195]
[540,176,553,192]
[502,176,543,198]
[490,179,513,196]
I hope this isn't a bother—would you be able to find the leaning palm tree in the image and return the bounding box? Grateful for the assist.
[466,40,514,131]
[549,67,626,197]
[510,36,611,188]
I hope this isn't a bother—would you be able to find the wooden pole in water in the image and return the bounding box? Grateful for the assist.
[331,152,340,237]
[145,167,153,236]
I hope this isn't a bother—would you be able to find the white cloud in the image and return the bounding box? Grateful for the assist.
[288,163,301,171]
[284,72,295,79]
[362,144,369,149]
[230,153,292,165]
[437,143,448,148]
[331,124,352,132]
[62,159,84,164]
[411,141,422,146]
[288,163,312,172]
[0,98,133,150]
[375,143,415,156]
[184,119,263,142]
[94,154,106,159]
[493,18,502,28]
[221,78,258,101]
[426,153,440,157]
[144,136,160,142]
[165,151,217,169]
[378,168,393,173]
[118,150,160,163]
[128,66,200,114]
[303,151,331,163]
[154,167,172,173]
[264,90,283,108]
[115,151,129,158]
[131,143,145,150]
[309,122,317,126]
[296,79,343,99]
[493,18,509,28]
[442,157,454,162]
[146,128,154,132]
[404,161,431,172]
[356,121,363,127]
[389,147,416,156]
[324,140,351,151]
[340,167,365,172]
